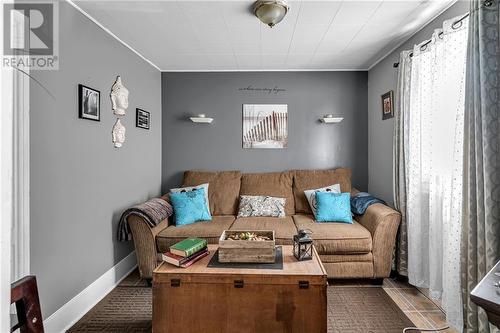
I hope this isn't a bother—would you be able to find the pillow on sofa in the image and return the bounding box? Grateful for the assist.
[315,192,352,224]
[303,183,341,218]
[240,172,295,215]
[237,195,286,218]
[170,188,212,226]
[183,170,241,215]
[293,168,352,214]
[170,183,210,213]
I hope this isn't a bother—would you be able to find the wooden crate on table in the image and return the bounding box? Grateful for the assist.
[218,230,276,263]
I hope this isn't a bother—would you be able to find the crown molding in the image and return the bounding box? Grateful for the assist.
[367,0,459,71]
[161,68,368,72]
[65,0,161,72]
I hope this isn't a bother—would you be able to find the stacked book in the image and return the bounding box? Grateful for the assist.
[162,238,209,268]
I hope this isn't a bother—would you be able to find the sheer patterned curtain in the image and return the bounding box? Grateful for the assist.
[406,16,469,330]
[461,0,500,332]
[393,50,412,276]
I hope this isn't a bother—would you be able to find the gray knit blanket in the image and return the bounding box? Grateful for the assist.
[117,197,173,241]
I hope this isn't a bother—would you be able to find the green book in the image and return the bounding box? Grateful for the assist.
[170,238,207,257]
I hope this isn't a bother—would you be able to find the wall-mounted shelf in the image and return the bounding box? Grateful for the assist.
[190,114,213,124]
[320,116,343,124]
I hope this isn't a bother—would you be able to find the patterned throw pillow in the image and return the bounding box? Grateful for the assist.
[303,184,341,218]
[237,195,286,218]
[315,192,352,224]
[170,183,210,213]
[170,188,212,226]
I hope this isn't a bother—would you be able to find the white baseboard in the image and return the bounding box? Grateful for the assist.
[43,251,137,333]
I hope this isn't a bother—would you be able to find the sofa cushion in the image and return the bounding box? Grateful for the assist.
[293,168,352,214]
[182,170,241,216]
[229,216,297,245]
[315,192,353,224]
[170,183,210,213]
[304,183,341,218]
[240,172,295,215]
[237,195,286,218]
[169,188,212,226]
[156,215,235,253]
[292,214,372,255]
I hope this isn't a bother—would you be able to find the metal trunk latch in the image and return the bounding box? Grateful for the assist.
[298,280,309,289]
[234,280,244,288]
[170,279,181,287]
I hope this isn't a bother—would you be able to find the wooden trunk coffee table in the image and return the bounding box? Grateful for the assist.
[153,245,327,333]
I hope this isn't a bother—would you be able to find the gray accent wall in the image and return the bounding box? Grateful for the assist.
[367,1,469,203]
[161,72,368,192]
[30,2,161,318]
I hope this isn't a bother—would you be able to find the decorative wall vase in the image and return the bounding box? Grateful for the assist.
[110,76,129,116]
[112,118,126,148]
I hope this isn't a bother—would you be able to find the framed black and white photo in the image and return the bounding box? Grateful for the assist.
[136,108,150,130]
[381,90,394,120]
[78,84,100,121]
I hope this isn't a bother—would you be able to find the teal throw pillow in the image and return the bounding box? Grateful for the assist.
[170,188,212,226]
[315,192,353,223]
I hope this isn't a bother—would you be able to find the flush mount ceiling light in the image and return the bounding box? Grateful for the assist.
[253,0,289,28]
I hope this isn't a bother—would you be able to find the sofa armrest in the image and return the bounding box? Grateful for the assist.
[128,215,169,280]
[354,203,401,278]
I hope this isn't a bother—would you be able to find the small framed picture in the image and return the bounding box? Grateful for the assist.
[78,84,100,121]
[381,91,394,120]
[136,108,150,130]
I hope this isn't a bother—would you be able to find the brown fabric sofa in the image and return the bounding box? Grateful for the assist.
[128,169,401,281]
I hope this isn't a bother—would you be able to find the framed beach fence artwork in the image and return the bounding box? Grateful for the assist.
[242,104,288,149]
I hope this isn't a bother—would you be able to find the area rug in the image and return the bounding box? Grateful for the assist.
[328,287,415,333]
[68,271,415,333]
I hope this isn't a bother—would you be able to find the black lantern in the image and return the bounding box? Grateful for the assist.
[293,229,313,261]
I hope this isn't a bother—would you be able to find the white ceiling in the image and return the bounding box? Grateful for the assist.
[74,0,456,71]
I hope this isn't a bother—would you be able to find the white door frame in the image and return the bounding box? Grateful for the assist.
[1,56,14,333]
[1,2,14,329]
[1,4,31,331]
[12,63,30,281]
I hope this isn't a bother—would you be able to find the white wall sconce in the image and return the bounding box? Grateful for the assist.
[320,114,343,124]
[190,114,214,124]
